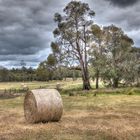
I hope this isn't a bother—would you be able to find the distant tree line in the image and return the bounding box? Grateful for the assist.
[0,67,36,82]
[0,66,81,82]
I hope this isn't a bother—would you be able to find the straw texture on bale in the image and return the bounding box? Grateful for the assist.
[24,89,63,123]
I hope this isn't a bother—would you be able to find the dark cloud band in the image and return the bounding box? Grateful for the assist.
[106,0,139,7]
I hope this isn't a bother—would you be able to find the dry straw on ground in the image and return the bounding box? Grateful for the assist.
[24,89,63,123]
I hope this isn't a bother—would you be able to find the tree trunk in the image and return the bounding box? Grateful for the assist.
[72,69,76,81]
[81,24,91,90]
[82,76,91,90]
[136,76,140,87]
[113,78,119,88]
[81,64,91,90]
[96,69,99,89]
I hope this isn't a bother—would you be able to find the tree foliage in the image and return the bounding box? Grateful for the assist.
[53,1,95,90]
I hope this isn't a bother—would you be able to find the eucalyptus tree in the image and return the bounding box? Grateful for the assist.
[90,24,107,89]
[36,54,57,81]
[53,1,95,90]
[123,47,140,86]
[51,42,65,79]
[103,25,134,88]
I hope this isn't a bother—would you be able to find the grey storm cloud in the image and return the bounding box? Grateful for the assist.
[0,0,55,55]
[0,0,65,67]
[106,0,139,7]
[0,0,139,68]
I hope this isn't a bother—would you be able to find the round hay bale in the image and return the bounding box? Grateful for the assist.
[24,89,63,123]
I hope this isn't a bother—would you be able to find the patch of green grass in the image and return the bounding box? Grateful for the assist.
[62,94,140,112]
[61,87,140,97]
[0,96,23,109]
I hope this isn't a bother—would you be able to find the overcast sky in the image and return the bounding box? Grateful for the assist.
[0,0,140,68]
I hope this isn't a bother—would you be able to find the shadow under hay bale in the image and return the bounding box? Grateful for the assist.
[24,89,63,123]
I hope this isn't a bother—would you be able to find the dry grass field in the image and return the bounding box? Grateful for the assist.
[0,81,140,140]
[0,79,84,90]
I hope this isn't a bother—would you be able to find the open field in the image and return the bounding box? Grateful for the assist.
[0,81,140,140]
[0,79,104,91]
[0,79,83,90]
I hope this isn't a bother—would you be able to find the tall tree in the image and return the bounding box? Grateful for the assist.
[51,42,65,80]
[37,54,57,81]
[90,24,107,89]
[103,25,134,88]
[123,47,140,86]
[53,1,95,90]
